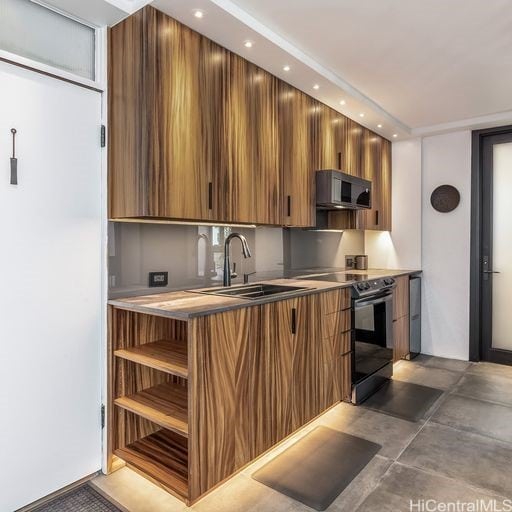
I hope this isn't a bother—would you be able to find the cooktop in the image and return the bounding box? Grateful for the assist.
[299,273,369,283]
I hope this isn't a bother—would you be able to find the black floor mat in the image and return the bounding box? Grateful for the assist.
[361,379,443,422]
[32,484,121,512]
[252,426,381,511]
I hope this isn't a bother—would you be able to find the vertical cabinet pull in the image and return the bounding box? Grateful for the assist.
[287,195,291,217]
[337,151,342,170]
[375,209,379,226]
[291,308,297,334]
[208,182,213,210]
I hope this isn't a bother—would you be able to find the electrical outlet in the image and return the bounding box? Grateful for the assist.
[148,271,168,287]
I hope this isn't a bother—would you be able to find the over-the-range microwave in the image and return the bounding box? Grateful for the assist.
[316,169,372,210]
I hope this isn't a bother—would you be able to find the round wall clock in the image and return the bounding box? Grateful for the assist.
[430,185,460,213]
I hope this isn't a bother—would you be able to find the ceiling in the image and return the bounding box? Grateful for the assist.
[51,0,512,138]
[229,0,512,131]
[153,0,512,138]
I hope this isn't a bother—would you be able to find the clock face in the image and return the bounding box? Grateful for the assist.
[431,185,460,213]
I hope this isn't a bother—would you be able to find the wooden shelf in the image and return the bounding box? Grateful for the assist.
[115,382,188,437]
[115,429,188,500]
[115,339,188,378]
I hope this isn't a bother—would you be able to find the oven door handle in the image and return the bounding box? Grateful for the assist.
[354,292,393,309]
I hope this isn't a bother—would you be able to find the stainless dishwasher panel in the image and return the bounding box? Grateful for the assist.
[409,275,421,359]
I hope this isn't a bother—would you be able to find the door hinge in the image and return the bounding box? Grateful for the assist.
[100,125,106,148]
[101,404,105,429]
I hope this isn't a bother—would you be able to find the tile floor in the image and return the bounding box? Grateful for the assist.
[92,357,512,512]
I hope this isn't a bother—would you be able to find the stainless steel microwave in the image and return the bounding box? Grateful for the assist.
[316,170,372,210]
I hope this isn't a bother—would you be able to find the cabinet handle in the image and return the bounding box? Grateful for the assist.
[208,182,213,210]
[287,195,291,217]
[291,308,296,334]
[337,152,342,170]
[375,210,379,225]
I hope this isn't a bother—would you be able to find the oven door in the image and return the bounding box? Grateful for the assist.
[352,290,393,386]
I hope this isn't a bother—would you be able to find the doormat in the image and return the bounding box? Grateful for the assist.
[361,379,443,422]
[252,426,381,511]
[31,484,121,512]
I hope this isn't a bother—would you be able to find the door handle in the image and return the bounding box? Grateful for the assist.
[483,270,500,274]
[291,308,296,334]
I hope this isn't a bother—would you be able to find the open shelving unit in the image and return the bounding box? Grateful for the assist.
[109,308,190,501]
[114,381,188,436]
[114,339,188,378]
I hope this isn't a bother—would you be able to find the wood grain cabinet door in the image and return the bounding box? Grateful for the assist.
[218,54,280,225]
[359,128,383,230]
[379,139,392,231]
[314,103,338,170]
[337,117,363,177]
[235,299,295,468]
[144,8,211,220]
[279,83,316,227]
[108,9,146,218]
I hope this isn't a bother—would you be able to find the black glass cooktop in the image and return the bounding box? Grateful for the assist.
[299,273,369,283]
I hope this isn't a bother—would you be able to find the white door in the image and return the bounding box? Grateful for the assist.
[0,61,103,511]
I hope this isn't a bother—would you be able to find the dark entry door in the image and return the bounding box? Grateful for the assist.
[477,131,512,365]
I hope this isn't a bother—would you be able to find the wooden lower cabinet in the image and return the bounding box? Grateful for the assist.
[393,315,410,361]
[108,287,352,504]
[393,275,411,360]
[393,275,410,321]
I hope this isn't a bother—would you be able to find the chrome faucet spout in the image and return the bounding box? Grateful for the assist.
[223,233,252,287]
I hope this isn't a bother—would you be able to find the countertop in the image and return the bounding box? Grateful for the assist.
[108,269,420,321]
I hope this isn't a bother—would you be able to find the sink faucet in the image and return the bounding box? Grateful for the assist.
[223,233,252,286]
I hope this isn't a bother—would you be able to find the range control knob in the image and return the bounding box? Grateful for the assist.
[357,283,365,291]
[384,277,395,286]
[364,282,371,290]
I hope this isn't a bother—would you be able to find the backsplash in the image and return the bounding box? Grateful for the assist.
[108,222,364,298]
[284,229,364,269]
[108,222,283,298]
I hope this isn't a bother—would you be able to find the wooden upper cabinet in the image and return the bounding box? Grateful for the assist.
[379,139,392,231]
[358,128,393,231]
[279,82,316,227]
[339,118,363,177]
[220,55,280,224]
[314,103,338,170]
[145,8,210,220]
[108,6,391,227]
[360,128,382,230]
[108,9,146,218]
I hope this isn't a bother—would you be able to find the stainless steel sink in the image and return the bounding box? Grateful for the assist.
[191,283,312,300]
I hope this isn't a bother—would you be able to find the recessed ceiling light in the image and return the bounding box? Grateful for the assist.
[193,9,204,18]
[359,113,365,118]
[339,100,346,105]
[393,134,398,138]
[377,124,383,128]
[313,84,320,90]
[244,40,253,48]
[283,65,290,72]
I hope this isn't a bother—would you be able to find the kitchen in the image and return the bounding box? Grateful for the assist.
[2,1,512,511]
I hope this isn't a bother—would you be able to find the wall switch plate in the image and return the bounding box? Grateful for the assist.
[148,271,168,287]
[345,255,356,269]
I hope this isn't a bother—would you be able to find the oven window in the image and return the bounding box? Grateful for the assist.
[353,300,393,383]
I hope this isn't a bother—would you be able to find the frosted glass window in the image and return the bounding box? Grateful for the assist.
[492,142,512,350]
[0,0,95,80]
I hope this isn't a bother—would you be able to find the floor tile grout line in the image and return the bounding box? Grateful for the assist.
[391,459,511,502]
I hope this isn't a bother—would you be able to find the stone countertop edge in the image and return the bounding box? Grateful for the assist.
[108,269,421,321]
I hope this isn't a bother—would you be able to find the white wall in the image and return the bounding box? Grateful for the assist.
[365,139,422,270]
[421,131,472,360]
